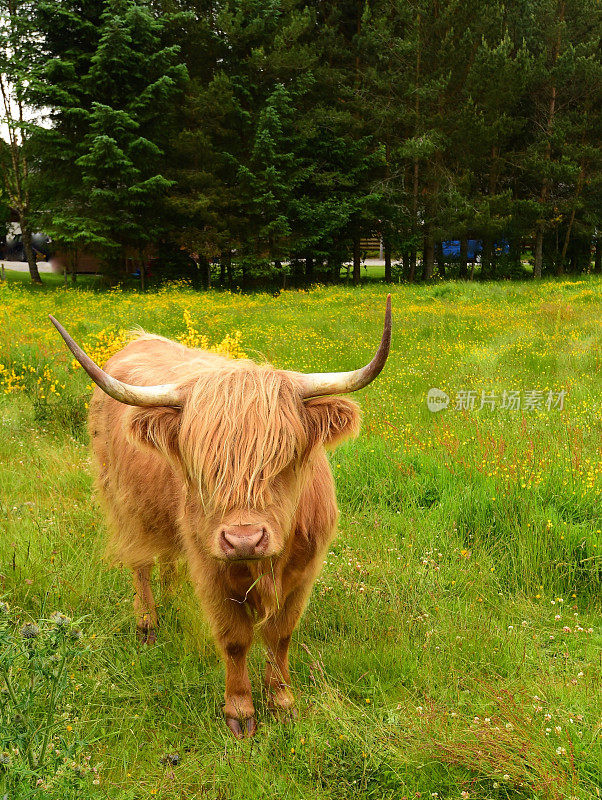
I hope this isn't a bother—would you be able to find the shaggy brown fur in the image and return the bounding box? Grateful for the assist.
[89,334,361,737]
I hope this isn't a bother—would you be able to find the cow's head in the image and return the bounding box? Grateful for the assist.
[50,297,391,562]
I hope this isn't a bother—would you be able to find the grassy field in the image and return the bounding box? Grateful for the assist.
[0,275,600,799]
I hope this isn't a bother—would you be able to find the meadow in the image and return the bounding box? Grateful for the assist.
[0,273,600,799]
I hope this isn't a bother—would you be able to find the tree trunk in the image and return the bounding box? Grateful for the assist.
[509,235,522,271]
[558,218,574,276]
[226,249,233,289]
[196,256,211,289]
[422,233,434,280]
[68,250,77,285]
[533,226,544,278]
[558,166,585,276]
[412,12,421,279]
[482,238,493,278]
[594,237,601,273]
[409,250,416,283]
[305,254,313,283]
[459,237,468,278]
[220,254,226,285]
[402,251,409,280]
[352,236,361,286]
[20,218,42,284]
[436,241,445,278]
[535,2,564,281]
[384,238,392,282]
[139,252,145,290]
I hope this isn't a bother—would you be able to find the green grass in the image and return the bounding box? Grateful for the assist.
[1,268,101,290]
[0,276,600,799]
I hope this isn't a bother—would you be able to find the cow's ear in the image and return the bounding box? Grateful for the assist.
[304,396,361,450]
[126,406,182,461]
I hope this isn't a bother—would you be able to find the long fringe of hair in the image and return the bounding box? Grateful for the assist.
[178,362,308,510]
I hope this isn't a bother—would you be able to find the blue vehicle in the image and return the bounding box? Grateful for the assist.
[442,239,509,260]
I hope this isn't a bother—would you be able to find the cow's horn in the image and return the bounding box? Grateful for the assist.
[49,316,183,407]
[297,294,391,398]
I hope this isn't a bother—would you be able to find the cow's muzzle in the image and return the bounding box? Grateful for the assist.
[219,524,269,560]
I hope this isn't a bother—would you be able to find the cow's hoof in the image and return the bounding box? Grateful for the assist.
[269,703,298,723]
[136,625,157,645]
[267,687,297,722]
[225,715,257,739]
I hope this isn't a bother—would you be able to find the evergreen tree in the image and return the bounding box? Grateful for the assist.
[35,0,187,276]
[24,0,602,284]
[0,0,45,283]
[30,0,105,276]
[521,0,601,277]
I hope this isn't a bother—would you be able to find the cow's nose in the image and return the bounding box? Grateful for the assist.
[220,525,268,559]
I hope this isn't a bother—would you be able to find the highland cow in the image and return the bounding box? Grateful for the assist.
[50,298,391,738]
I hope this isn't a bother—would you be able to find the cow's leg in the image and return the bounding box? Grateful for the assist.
[261,590,307,717]
[159,556,178,599]
[132,564,158,645]
[215,606,256,739]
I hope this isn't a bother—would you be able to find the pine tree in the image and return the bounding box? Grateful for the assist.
[30,0,104,264]
[34,0,187,275]
[0,0,45,283]
[459,20,533,278]
[520,0,601,277]
[312,0,385,285]
[25,0,602,285]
